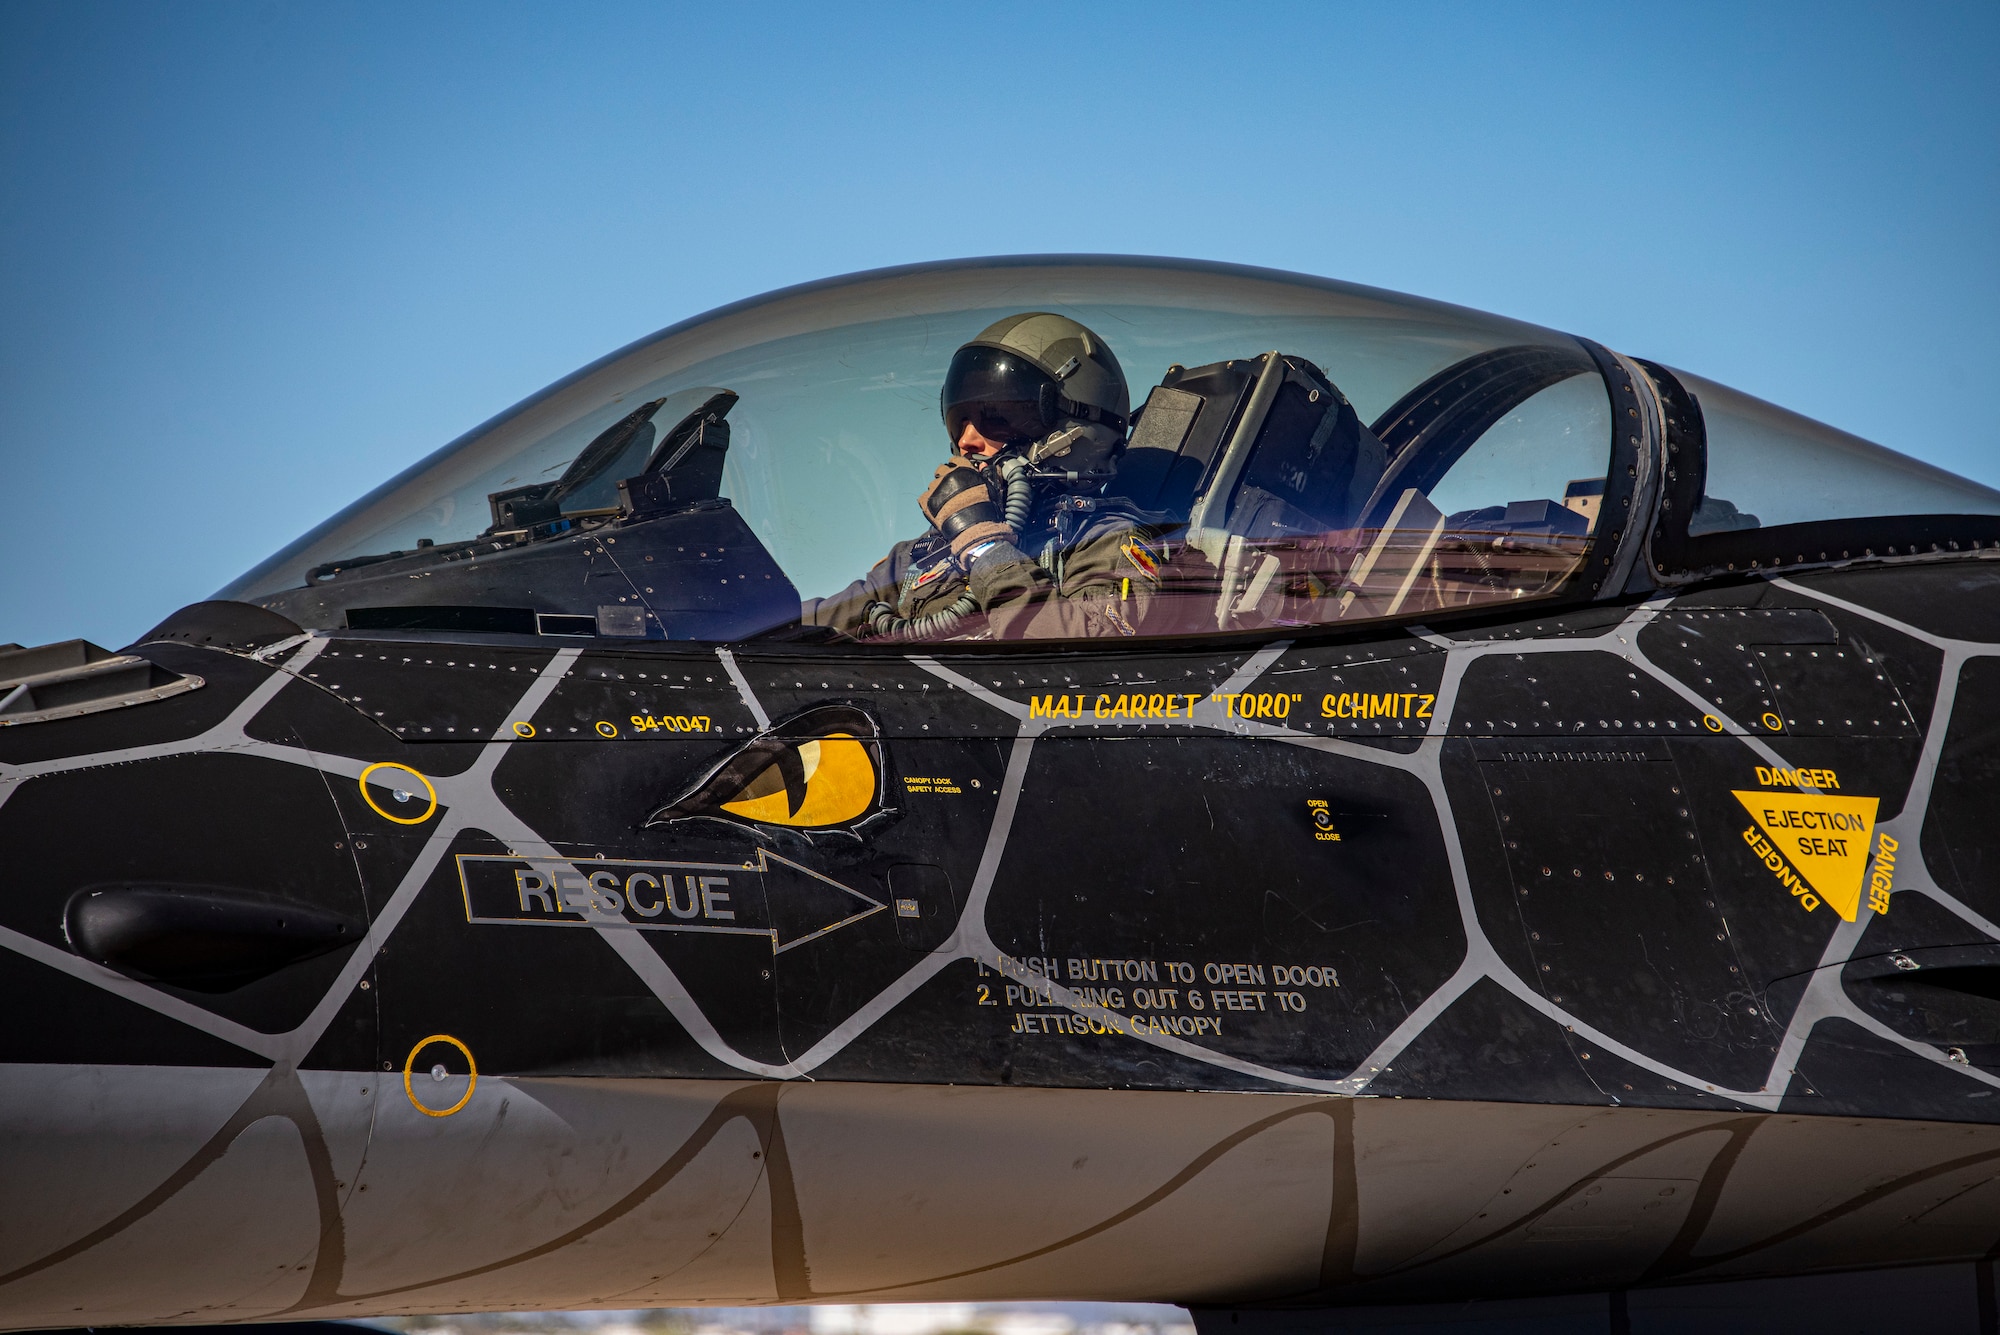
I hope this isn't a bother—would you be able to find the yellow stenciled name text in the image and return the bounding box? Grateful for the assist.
[1322,691,1434,721]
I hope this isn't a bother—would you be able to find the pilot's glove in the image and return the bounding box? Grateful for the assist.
[919,456,1014,566]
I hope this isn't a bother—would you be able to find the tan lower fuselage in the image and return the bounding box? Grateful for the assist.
[4,1071,1996,1328]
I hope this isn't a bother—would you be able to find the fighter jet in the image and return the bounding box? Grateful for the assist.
[5,256,2000,1333]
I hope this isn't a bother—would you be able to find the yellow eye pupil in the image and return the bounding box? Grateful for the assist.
[719,733,874,827]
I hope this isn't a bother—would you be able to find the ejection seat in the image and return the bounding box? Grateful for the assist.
[1110,351,1385,632]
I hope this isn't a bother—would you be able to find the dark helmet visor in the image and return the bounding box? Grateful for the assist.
[940,345,1054,445]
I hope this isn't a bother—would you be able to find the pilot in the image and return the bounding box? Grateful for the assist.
[806,314,1182,641]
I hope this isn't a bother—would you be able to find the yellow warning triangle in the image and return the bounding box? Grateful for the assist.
[1732,789,1881,921]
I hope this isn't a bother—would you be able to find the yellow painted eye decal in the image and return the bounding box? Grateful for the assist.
[718,733,875,826]
[646,705,886,835]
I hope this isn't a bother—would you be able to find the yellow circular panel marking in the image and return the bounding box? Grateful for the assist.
[595,720,619,738]
[1761,712,1785,732]
[358,762,438,825]
[404,1034,477,1117]
[1702,714,1724,733]
[512,721,536,738]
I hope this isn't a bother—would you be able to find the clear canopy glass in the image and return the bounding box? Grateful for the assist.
[217,257,1996,646]
[1674,370,2000,536]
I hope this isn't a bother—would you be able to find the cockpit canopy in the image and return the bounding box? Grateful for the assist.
[220,256,2000,645]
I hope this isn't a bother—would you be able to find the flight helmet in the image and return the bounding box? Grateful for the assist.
[940,313,1130,477]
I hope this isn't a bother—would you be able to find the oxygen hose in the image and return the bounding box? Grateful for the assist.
[996,452,1034,530]
[862,453,1034,641]
[862,591,978,642]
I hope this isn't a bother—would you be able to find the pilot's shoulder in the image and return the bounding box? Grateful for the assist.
[1065,511,1175,584]
[1076,503,1179,550]
[1067,496,1158,538]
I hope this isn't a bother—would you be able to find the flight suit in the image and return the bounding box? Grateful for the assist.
[807,495,1203,642]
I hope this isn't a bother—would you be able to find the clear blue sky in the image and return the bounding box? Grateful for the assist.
[3,1,1995,649]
